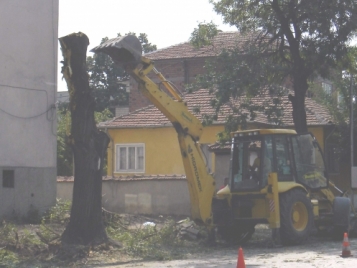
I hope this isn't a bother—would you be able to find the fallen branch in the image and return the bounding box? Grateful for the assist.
[36,231,60,245]
[41,224,61,237]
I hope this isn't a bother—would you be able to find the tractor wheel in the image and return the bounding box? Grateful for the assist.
[217,224,255,245]
[279,189,313,245]
[332,196,351,240]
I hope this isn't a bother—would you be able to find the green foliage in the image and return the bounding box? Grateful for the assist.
[0,221,18,245]
[0,249,19,267]
[188,48,286,141]
[309,68,357,165]
[42,199,71,224]
[193,0,357,133]
[18,229,42,247]
[0,206,207,266]
[190,22,220,48]
[57,107,73,176]
[95,108,113,124]
[0,221,43,266]
[57,106,113,176]
[87,32,157,113]
[107,219,183,260]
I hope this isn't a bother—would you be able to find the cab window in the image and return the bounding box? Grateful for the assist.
[291,134,327,189]
[231,138,261,190]
[274,135,293,181]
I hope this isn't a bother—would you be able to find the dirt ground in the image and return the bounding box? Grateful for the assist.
[103,225,357,268]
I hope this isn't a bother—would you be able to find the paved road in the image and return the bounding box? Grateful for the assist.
[109,235,357,268]
[113,248,357,267]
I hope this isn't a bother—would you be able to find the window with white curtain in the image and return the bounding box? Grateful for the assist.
[115,144,145,172]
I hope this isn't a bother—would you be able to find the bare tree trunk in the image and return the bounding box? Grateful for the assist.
[289,92,308,134]
[59,32,110,245]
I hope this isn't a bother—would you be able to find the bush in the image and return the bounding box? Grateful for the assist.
[42,199,71,224]
[0,249,19,267]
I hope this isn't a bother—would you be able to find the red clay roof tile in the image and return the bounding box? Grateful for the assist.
[145,32,249,60]
[98,89,333,129]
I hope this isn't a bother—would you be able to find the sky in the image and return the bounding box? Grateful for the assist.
[58,0,236,91]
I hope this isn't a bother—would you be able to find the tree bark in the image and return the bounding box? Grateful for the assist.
[59,33,110,245]
[271,2,309,134]
[289,63,309,134]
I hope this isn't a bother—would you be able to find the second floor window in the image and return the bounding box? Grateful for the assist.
[115,144,145,172]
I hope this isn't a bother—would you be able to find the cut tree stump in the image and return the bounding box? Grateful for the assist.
[59,32,110,245]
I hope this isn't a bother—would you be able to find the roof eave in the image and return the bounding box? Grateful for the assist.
[98,124,174,129]
[98,121,334,130]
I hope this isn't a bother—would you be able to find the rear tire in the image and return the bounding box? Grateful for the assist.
[332,197,351,240]
[279,189,313,245]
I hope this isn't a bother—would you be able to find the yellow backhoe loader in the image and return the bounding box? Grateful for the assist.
[92,35,356,245]
[214,129,355,245]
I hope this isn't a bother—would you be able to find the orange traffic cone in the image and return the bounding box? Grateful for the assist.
[341,232,352,258]
[236,247,246,268]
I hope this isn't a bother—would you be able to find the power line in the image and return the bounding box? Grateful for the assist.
[0,83,55,120]
[0,104,55,120]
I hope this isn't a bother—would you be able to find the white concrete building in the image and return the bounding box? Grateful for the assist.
[0,0,58,219]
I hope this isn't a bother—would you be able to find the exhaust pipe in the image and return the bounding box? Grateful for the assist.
[91,35,142,66]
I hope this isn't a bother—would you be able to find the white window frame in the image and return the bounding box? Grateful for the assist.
[115,143,145,173]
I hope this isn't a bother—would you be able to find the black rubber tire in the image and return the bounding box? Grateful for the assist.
[217,224,255,245]
[332,196,351,240]
[279,189,313,245]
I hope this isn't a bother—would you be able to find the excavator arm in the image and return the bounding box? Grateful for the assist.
[92,35,216,226]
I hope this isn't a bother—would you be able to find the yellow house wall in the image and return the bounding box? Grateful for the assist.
[106,124,326,176]
[107,125,224,176]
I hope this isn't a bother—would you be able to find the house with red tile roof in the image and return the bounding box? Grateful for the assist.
[129,31,249,112]
[98,87,335,182]
[98,31,344,190]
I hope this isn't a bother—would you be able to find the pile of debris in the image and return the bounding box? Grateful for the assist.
[103,209,207,241]
[141,217,206,241]
[176,219,206,241]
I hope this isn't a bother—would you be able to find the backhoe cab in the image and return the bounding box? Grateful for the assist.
[230,129,327,191]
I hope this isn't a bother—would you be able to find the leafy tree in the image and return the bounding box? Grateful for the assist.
[190,21,221,48]
[191,0,357,133]
[57,106,72,176]
[188,40,287,141]
[87,33,156,113]
[309,50,357,167]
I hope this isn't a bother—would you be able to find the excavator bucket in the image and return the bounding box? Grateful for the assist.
[91,35,142,66]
